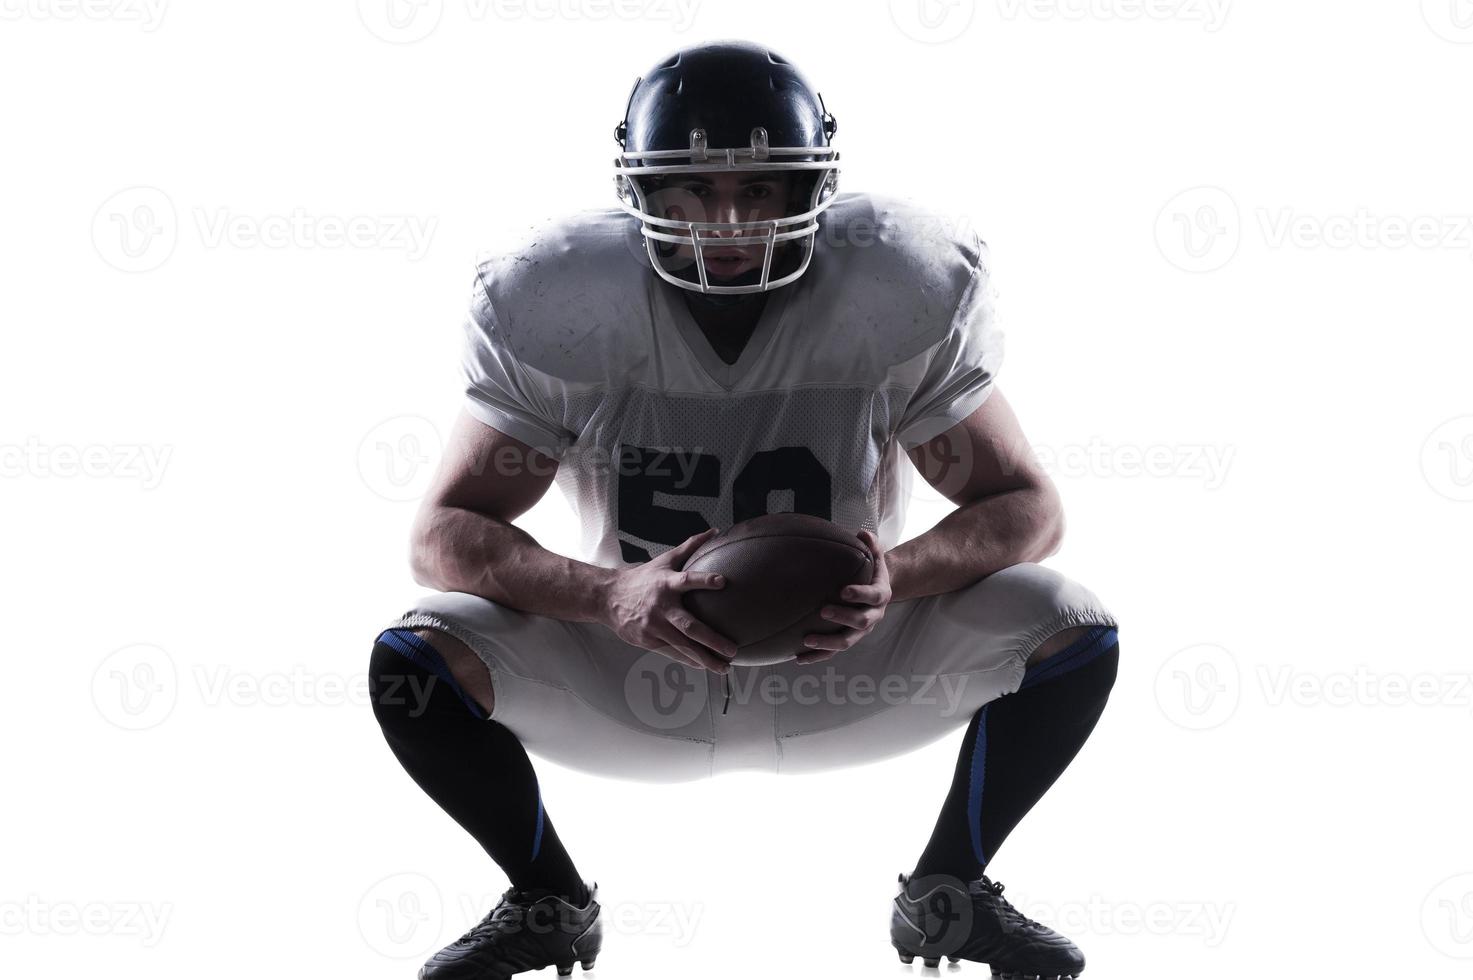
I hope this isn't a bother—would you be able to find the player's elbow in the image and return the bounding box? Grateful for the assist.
[408,506,447,590]
[1034,481,1066,560]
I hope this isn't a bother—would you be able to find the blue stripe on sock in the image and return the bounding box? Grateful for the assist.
[966,703,990,867]
[1019,625,1119,692]
[532,792,545,862]
[376,628,489,720]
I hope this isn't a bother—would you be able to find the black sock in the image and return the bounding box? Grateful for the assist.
[368,636,587,904]
[912,626,1119,883]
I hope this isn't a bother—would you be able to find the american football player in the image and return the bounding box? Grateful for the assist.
[367,40,1120,980]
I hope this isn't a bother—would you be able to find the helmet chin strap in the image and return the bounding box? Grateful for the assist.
[684,289,767,311]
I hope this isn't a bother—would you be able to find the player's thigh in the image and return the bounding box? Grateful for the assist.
[382,590,721,782]
[767,562,1118,774]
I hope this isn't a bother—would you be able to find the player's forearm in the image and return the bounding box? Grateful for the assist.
[410,505,614,625]
[885,484,1064,604]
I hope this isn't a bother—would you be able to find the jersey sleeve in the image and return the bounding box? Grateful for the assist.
[894,243,1005,450]
[459,271,576,461]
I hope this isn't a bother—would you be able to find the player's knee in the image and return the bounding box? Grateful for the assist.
[1026,625,1100,668]
[952,563,1118,670]
[367,627,496,720]
[412,629,496,717]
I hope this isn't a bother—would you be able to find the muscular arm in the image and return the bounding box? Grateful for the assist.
[410,409,615,623]
[886,388,1064,604]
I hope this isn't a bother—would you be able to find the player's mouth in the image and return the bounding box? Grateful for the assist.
[700,247,757,278]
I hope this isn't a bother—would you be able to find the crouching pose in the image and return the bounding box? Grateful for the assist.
[368,40,1120,980]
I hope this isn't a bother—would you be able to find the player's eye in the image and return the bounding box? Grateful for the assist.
[744,183,774,200]
[680,182,713,198]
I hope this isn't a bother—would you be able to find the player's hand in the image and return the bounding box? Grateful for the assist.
[795,529,892,665]
[599,527,737,673]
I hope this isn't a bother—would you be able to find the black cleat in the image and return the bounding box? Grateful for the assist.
[418,880,602,980]
[891,871,1085,979]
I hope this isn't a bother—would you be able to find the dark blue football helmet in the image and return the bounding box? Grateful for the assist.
[613,41,840,295]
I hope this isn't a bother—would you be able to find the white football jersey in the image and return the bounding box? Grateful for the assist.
[458,191,1004,568]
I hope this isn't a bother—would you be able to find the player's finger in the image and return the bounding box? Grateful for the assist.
[666,611,739,663]
[858,530,890,585]
[819,603,875,630]
[656,645,704,670]
[838,583,886,606]
[794,648,838,665]
[666,527,718,566]
[672,570,726,592]
[801,630,854,653]
[652,626,721,671]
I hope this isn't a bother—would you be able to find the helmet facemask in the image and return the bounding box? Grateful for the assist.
[614,126,840,295]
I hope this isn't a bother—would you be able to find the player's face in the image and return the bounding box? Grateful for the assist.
[657,172,795,281]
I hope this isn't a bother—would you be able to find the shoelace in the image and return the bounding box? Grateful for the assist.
[975,877,1047,933]
[454,889,528,945]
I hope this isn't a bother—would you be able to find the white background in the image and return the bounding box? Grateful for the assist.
[3,1,1472,977]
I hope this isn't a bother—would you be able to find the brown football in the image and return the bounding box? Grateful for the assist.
[680,513,875,667]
